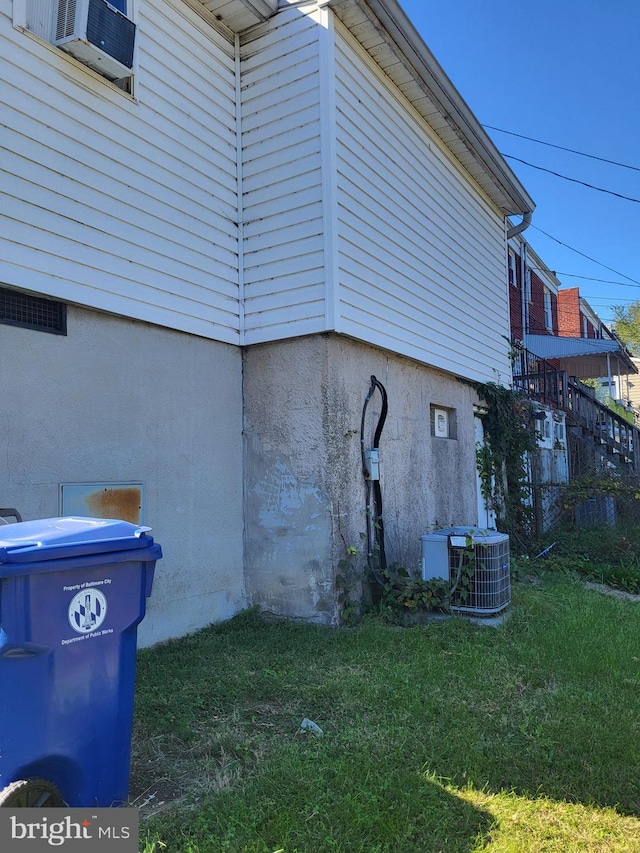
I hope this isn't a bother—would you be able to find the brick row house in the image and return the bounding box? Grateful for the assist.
[507,236,638,529]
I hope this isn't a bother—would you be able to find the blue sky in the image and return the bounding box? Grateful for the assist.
[399,0,640,327]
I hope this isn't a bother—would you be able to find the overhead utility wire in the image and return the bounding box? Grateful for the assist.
[483,125,640,173]
[502,154,640,204]
[530,271,639,289]
[530,225,640,288]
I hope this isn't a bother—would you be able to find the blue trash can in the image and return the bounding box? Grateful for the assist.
[0,517,162,808]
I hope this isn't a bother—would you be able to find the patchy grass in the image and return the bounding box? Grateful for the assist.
[132,577,640,852]
[526,523,640,593]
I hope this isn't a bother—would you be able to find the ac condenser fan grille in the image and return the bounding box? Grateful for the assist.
[449,536,510,615]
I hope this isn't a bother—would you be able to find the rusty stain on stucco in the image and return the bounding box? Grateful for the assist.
[85,487,142,524]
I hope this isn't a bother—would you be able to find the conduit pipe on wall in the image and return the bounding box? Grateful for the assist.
[520,241,528,337]
[360,375,388,589]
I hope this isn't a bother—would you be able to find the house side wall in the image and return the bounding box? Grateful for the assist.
[558,288,582,338]
[1,0,239,342]
[509,279,523,341]
[240,5,327,342]
[584,317,596,339]
[243,334,480,622]
[333,23,511,385]
[529,271,556,336]
[0,307,246,646]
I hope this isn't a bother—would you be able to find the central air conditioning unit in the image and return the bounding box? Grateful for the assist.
[421,527,511,616]
[55,0,136,81]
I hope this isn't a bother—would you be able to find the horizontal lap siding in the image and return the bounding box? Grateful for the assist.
[241,8,326,343]
[334,26,511,384]
[0,0,240,342]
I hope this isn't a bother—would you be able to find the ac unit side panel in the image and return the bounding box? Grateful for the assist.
[420,537,449,581]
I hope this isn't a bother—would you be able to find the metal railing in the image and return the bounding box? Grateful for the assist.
[513,347,639,471]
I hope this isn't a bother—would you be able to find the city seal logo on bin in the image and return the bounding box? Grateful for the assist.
[68,589,108,634]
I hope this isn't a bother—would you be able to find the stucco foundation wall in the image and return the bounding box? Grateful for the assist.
[243,334,481,622]
[0,306,245,646]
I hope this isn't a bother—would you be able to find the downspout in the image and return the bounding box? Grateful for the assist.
[507,210,533,240]
[520,242,528,337]
[507,211,533,339]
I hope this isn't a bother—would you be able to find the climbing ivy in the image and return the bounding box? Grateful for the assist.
[470,381,538,547]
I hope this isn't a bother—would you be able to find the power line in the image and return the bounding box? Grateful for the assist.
[502,154,640,204]
[529,225,640,287]
[483,125,640,173]
[544,272,640,289]
[528,270,640,290]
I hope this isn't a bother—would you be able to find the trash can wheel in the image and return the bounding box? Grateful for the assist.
[0,778,65,807]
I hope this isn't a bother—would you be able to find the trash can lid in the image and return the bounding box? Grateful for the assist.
[0,517,155,564]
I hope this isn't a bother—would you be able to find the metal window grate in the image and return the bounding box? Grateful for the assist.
[0,287,67,335]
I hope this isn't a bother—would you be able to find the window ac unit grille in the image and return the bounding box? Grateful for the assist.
[55,0,135,81]
[421,527,510,616]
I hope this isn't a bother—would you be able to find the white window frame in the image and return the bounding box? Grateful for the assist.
[543,289,553,331]
[525,267,532,303]
[508,251,516,287]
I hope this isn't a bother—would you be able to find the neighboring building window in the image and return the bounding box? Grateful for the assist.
[508,251,516,286]
[0,286,67,335]
[525,267,532,303]
[543,289,553,331]
[430,406,457,439]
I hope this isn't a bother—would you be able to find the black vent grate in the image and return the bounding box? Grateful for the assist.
[0,287,67,335]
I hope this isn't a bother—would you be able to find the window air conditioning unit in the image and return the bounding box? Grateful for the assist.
[421,527,511,616]
[55,0,136,81]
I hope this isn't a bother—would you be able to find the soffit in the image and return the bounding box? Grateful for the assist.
[198,0,279,33]
[327,0,534,217]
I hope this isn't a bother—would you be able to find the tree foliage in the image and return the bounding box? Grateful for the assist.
[613,301,640,355]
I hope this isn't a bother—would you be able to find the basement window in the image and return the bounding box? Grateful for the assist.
[0,287,67,335]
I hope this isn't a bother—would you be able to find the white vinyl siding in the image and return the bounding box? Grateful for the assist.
[333,24,511,384]
[1,0,240,342]
[240,6,326,343]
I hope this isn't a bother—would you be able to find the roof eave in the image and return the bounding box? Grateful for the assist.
[326,0,534,217]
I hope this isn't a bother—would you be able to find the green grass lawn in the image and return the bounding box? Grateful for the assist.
[132,575,640,852]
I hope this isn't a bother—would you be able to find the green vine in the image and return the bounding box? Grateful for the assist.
[378,563,450,622]
[336,542,452,625]
[450,540,477,605]
[470,381,538,547]
[336,545,362,626]
[560,474,640,514]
